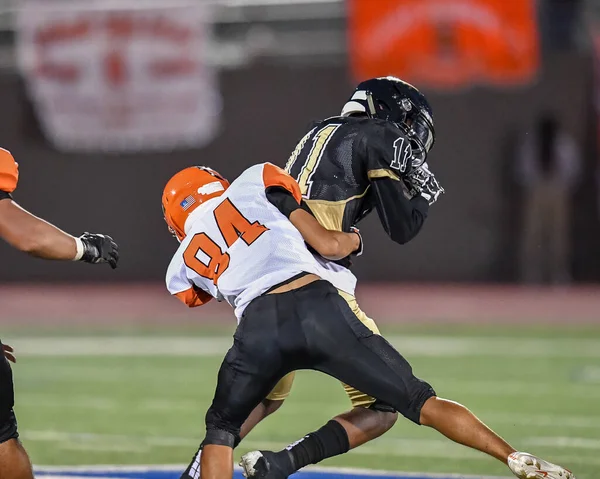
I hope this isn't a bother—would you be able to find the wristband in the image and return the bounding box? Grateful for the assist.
[350,227,363,256]
[73,237,84,261]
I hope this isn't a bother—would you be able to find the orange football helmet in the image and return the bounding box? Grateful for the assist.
[162,166,230,241]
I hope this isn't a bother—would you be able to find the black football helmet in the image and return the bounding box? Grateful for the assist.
[341,76,435,168]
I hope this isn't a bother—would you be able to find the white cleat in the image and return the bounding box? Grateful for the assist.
[239,451,263,478]
[508,452,575,479]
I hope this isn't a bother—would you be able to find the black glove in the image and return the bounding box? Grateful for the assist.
[404,162,444,205]
[79,233,119,269]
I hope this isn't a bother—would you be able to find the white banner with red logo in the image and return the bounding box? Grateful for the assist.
[16,0,220,152]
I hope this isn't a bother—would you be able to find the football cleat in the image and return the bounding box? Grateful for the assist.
[239,450,288,479]
[508,452,575,479]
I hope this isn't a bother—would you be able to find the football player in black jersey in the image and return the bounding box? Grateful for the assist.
[0,147,119,479]
[225,77,570,479]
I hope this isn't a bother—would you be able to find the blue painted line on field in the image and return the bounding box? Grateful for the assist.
[34,466,479,479]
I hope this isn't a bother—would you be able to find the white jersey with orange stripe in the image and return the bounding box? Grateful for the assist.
[166,162,357,320]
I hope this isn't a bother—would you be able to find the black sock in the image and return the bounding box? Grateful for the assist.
[273,420,350,474]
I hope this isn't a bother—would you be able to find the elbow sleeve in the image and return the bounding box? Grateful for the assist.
[266,187,302,218]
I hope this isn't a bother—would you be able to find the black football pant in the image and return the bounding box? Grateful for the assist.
[204,280,436,446]
[0,340,19,444]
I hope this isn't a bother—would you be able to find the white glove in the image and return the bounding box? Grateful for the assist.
[405,162,445,205]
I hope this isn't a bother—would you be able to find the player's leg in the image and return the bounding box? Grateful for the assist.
[241,282,424,478]
[419,398,575,478]
[193,293,295,479]
[242,282,574,479]
[247,405,397,479]
[180,374,293,478]
[239,374,294,440]
[0,341,34,479]
[0,437,35,479]
[334,292,398,449]
[419,396,513,461]
[319,289,574,478]
[199,346,283,479]
[243,293,398,476]
[332,404,397,449]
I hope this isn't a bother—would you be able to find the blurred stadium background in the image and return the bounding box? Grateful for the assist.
[0,0,599,478]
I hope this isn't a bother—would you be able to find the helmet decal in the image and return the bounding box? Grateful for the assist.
[198,181,226,196]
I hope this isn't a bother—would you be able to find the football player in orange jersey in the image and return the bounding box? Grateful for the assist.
[0,148,119,479]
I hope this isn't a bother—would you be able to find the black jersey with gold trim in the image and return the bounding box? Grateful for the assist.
[284,116,428,244]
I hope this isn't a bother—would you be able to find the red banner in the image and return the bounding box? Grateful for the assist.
[349,0,539,90]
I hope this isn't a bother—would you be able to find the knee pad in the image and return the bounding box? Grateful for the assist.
[0,410,18,444]
[205,408,240,448]
[406,380,436,425]
[204,428,236,448]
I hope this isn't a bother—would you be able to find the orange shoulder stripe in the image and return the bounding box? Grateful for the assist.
[0,148,18,193]
[262,162,302,204]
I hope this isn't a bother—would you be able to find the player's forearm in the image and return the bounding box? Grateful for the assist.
[288,208,359,260]
[322,230,360,260]
[0,199,78,260]
[19,217,78,260]
[372,178,429,244]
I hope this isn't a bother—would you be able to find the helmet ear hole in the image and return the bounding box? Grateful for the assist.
[375,99,390,113]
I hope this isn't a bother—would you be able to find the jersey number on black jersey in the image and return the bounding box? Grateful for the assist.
[392,137,411,173]
[286,124,342,197]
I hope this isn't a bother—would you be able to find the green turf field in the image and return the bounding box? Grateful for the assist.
[6,323,600,478]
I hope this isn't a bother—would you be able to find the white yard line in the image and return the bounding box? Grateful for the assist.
[18,397,201,412]
[9,336,600,358]
[36,465,187,472]
[24,430,600,465]
[37,476,106,479]
[23,430,194,447]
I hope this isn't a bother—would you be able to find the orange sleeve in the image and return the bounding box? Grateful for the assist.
[174,286,213,308]
[0,148,18,193]
[262,163,302,204]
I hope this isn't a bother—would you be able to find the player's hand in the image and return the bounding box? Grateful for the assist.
[404,162,444,205]
[79,233,119,269]
[2,344,16,363]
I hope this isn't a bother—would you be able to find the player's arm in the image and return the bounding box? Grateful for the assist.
[0,196,77,259]
[363,124,436,244]
[0,149,119,266]
[166,252,214,308]
[288,208,360,261]
[171,283,213,308]
[0,197,119,267]
[370,178,429,245]
[263,163,361,260]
